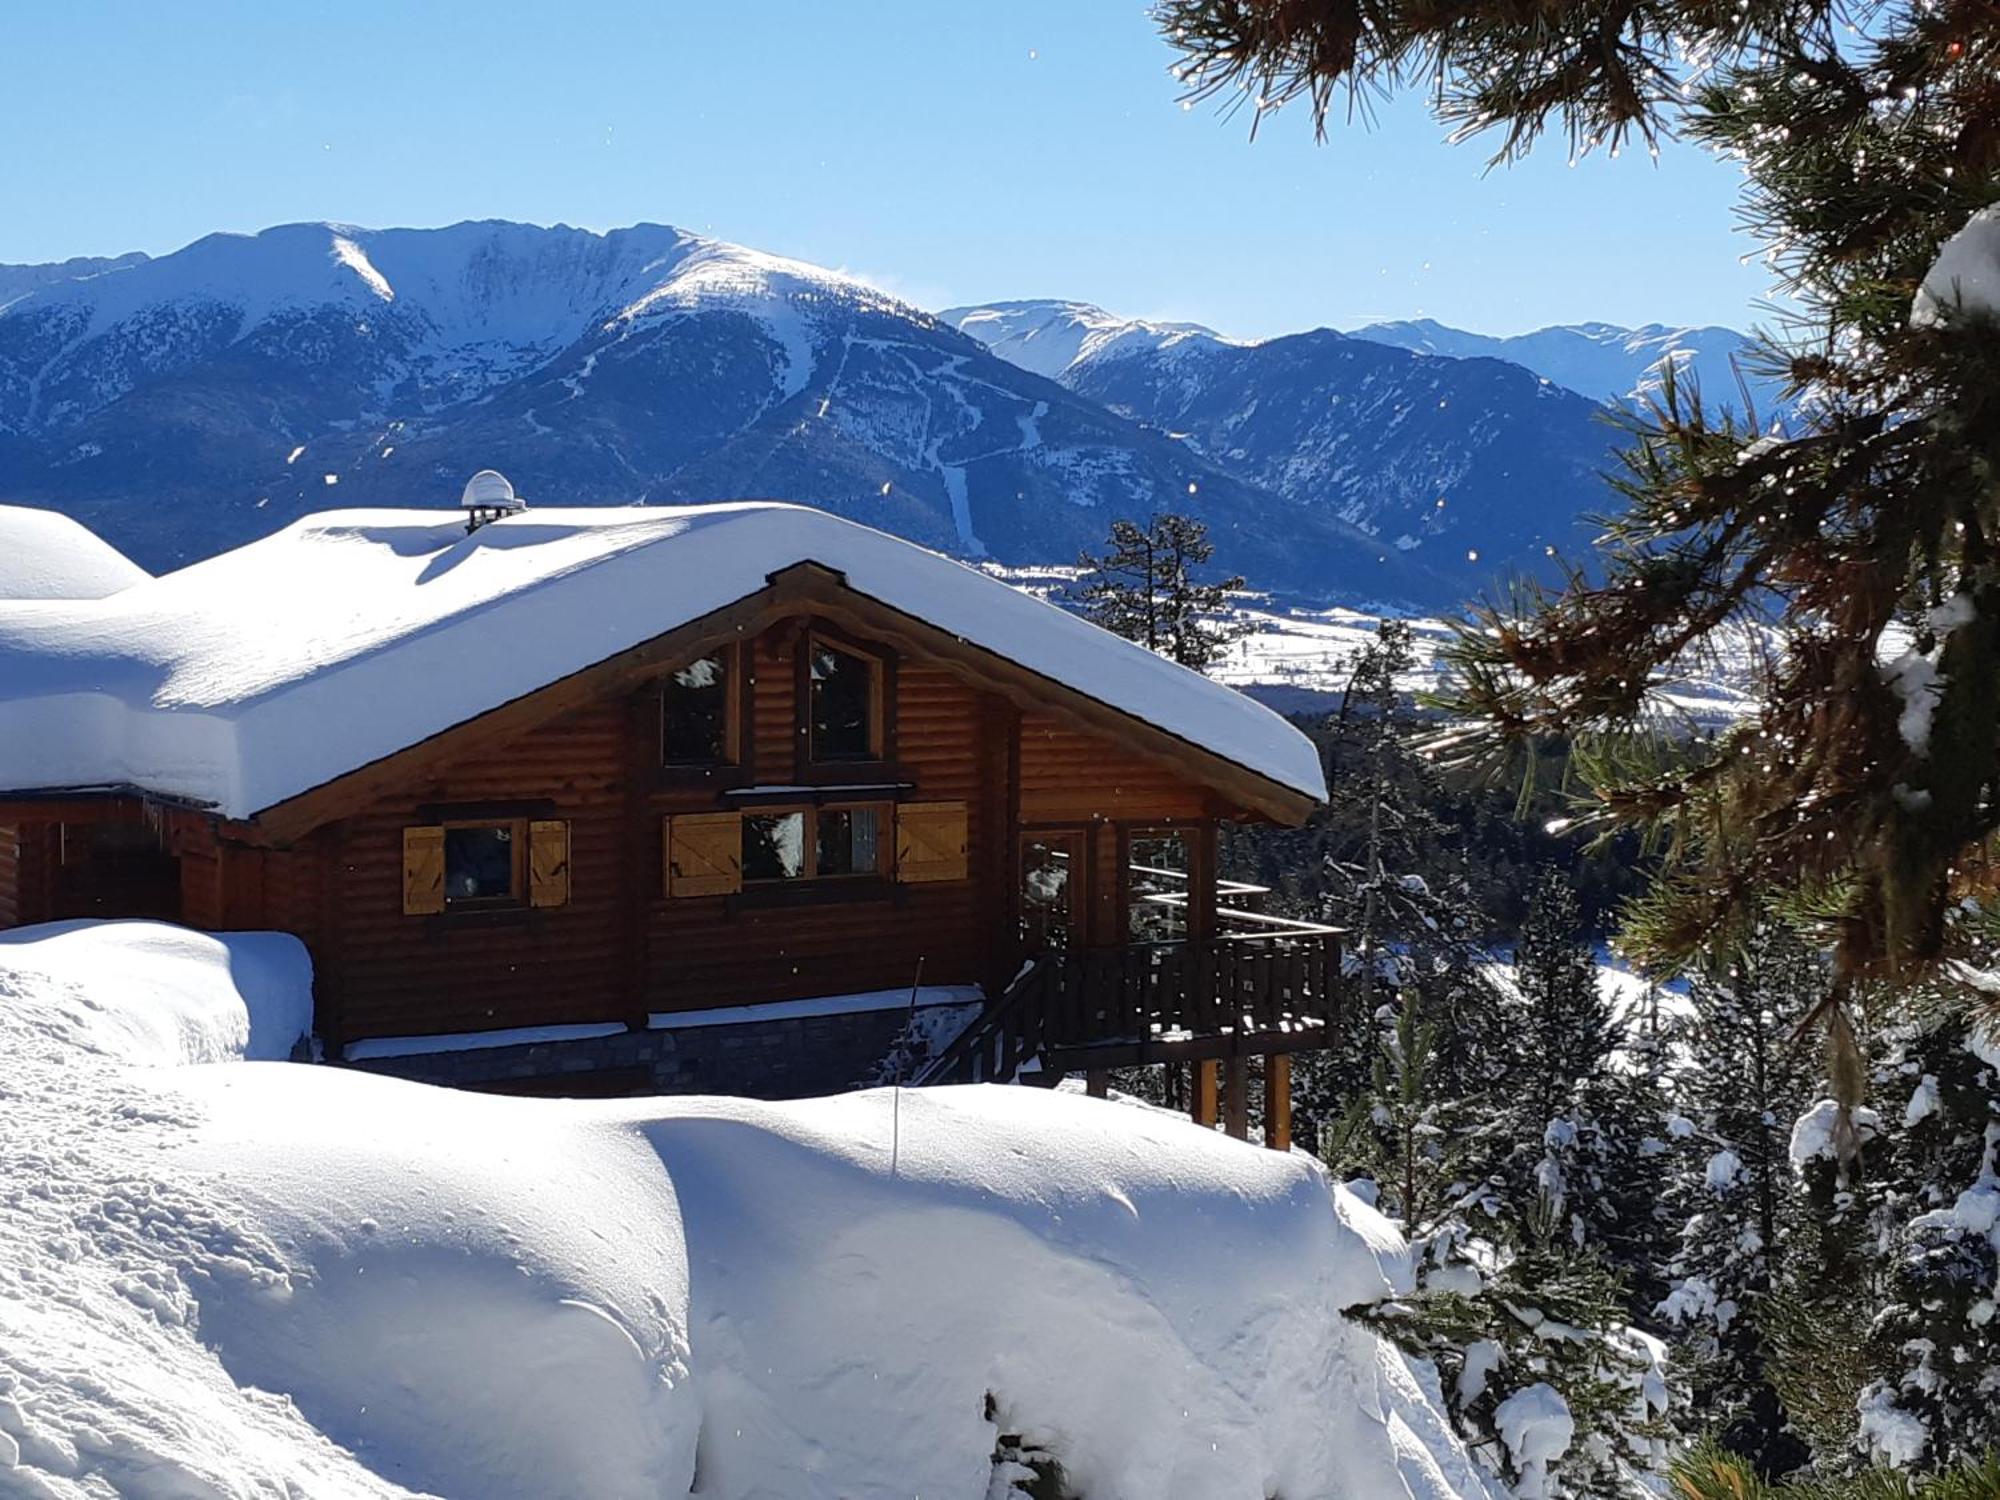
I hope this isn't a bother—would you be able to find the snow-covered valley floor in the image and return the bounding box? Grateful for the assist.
[0,921,1500,1500]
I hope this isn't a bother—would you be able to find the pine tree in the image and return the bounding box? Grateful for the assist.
[1360,1202,1675,1499]
[1477,873,1672,1299]
[1327,991,1468,1235]
[1154,0,2000,1031]
[1656,932,1823,1475]
[1287,621,1510,1145]
[1071,513,1245,671]
[1844,984,2000,1470]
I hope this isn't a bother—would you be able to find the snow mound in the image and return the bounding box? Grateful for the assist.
[0,919,311,1065]
[0,504,151,599]
[0,919,1488,1499]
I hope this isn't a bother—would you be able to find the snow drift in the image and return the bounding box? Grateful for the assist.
[0,919,1494,1499]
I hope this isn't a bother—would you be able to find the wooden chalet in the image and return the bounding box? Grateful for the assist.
[0,487,1338,1141]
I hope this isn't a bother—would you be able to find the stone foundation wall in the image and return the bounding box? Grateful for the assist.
[347,1000,981,1100]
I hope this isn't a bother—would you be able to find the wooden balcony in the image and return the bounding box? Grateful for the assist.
[919,916,1344,1087]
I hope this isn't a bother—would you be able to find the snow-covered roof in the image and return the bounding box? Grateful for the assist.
[0,503,1326,820]
[0,505,151,600]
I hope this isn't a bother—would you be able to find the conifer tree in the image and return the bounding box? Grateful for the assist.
[1478,871,1672,1306]
[1071,513,1244,671]
[1656,933,1822,1475]
[1284,620,1509,1145]
[1153,0,2000,1036]
[1844,985,2000,1470]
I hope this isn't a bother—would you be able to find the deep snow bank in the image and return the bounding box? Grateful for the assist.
[0,920,1496,1500]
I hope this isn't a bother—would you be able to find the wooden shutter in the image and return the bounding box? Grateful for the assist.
[665,812,742,898]
[896,801,968,883]
[401,826,445,915]
[528,819,570,908]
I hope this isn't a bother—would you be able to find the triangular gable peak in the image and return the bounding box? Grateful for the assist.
[251,560,1319,843]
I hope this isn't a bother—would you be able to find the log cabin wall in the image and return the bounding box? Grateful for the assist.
[0,824,21,928]
[1017,714,1220,948]
[307,699,631,1044]
[0,823,59,927]
[0,609,1233,1056]
[641,622,1002,1018]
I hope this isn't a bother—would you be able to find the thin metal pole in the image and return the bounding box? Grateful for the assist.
[891,956,924,1178]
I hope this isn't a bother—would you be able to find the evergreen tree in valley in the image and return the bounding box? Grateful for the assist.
[1655,932,1821,1476]
[1071,513,1244,671]
[1286,620,1507,1147]
[1481,870,1672,1310]
[1844,980,2000,1470]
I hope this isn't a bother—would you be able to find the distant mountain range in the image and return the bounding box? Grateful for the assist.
[0,222,1421,600]
[0,224,1767,608]
[941,299,1779,414]
[943,300,1648,579]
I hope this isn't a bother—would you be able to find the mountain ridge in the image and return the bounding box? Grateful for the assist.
[0,220,1428,604]
[942,297,1774,412]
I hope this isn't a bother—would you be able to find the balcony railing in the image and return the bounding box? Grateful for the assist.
[918,915,1343,1086]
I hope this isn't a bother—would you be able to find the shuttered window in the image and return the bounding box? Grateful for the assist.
[665,812,743,898]
[403,817,570,914]
[401,826,446,915]
[895,801,968,884]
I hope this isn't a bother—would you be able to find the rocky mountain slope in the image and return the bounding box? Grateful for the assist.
[0,251,149,308]
[1350,316,1777,415]
[0,222,1421,601]
[945,300,1624,585]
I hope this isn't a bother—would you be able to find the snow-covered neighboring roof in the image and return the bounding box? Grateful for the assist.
[0,505,151,600]
[0,503,1326,820]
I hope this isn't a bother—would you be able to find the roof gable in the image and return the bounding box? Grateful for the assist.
[0,504,1326,821]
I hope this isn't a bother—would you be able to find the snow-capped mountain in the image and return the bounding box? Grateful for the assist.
[944,298,1774,415]
[0,251,149,309]
[0,222,1423,599]
[940,299,1237,382]
[947,299,1619,581]
[1351,317,1777,416]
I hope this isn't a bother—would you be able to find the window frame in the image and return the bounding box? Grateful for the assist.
[1123,825,1195,944]
[440,817,529,911]
[800,630,889,770]
[739,800,893,885]
[658,644,742,770]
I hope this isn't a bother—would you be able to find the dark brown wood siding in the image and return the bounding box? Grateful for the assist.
[0,824,19,929]
[17,612,1239,1046]
[322,700,631,1042]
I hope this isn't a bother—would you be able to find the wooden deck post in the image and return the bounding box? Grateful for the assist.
[1265,1054,1292,1153]
[1086,1069,1109,1099]
[1192,1059,1219,1127]
[1223,1056,1249,1140]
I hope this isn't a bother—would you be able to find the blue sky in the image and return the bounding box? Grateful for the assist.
[1,2,1769,338]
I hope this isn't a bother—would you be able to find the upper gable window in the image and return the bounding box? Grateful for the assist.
[662,651,733,766]
[809,638,880,763]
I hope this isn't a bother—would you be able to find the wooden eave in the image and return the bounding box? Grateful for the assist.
[244,560,1321,844]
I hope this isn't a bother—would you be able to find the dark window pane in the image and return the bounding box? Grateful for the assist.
[743,811,807,882]
[1020,839,1074,949]
[810,642,875,762]
[816,806,881,877]
[1128,833,1189,941]
[663,654,728,765]
[445,825,516,905]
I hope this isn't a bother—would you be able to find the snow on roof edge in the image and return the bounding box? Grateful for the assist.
[0,503,1327,820]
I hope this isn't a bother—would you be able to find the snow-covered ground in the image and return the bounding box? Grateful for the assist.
[1211,604,1770,725]
[0,919,1501,1499]
[978,565,1768,725]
